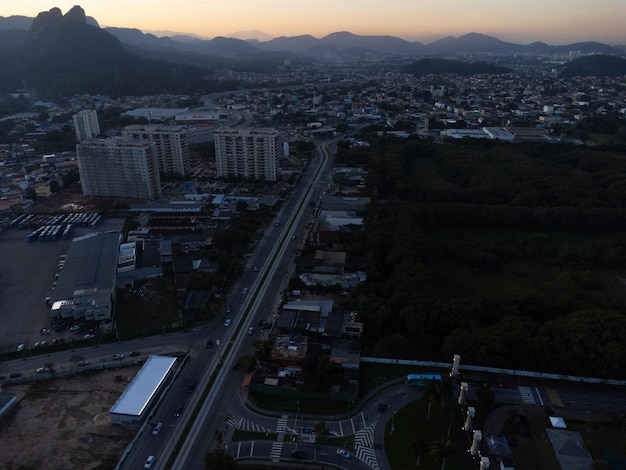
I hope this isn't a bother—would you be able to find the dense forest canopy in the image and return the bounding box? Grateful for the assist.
[346,138,626,378]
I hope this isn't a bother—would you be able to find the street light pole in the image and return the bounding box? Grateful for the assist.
[294,400,299,441]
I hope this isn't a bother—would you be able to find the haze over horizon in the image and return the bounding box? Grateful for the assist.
[2,1,626,46]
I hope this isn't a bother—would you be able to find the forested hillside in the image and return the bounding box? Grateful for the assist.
[345,138,626,378]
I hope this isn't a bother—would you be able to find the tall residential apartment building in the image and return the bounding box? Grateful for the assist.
[72,109,101,141]
[121,125,190,177]
[77,138,162,200]
[214,128,281,181]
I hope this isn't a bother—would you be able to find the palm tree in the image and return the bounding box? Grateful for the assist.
[409,433,429,467]
[430,438,455,470]
[421,379,442,421]
[441,401,460,437]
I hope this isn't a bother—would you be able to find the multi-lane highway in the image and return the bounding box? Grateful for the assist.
[166,138,339,469]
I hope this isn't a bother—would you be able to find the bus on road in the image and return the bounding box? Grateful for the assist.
[405,374,442,386]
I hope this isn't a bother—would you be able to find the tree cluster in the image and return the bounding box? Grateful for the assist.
[352,139,626,377]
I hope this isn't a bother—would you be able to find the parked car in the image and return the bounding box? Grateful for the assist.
[40,328,51,335]
[291,450,306,459]
[10,373,22,378]
[377,403,389,412]
[83,333,95,340]
[337,449,351,459]
[152,422,162,435]
[144,455,155,468]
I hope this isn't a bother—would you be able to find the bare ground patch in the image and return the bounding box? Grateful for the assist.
[0,366,140,470]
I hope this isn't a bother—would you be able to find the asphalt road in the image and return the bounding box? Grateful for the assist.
[164,139,336,470]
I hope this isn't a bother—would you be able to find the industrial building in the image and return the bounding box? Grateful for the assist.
[174,107,220,124]
[214,128,282,182]
[109,355,178,425]
[50,232,119,321]
[76,138,162,200]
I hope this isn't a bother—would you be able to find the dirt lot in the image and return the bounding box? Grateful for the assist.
[0,365,140,470]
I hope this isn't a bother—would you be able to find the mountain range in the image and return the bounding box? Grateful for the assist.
[0,6,624,98]
[1,9,624,60]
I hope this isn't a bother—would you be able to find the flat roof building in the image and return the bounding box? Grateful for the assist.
[214,128,281,182]
[50,232,119,321]
[77,138,162,200]
[109,355,177,425]
[122,125,190,177]
[72,109,100,141]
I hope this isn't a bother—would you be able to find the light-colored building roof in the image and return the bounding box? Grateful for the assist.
[109,355,177,420]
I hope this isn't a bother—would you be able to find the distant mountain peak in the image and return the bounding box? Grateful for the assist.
[226,29,272,41]
[28,5,88,40]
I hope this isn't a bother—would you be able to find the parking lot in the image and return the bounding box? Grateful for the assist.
[0,228,71,354]
[0,217,124,354]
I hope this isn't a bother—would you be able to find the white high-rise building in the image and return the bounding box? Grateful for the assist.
[77,138,161,200]
[121,125,190,177]
[72,109,100,141]
[214,128,281,181]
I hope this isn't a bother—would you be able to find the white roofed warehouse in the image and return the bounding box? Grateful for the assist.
[109,355,177,425]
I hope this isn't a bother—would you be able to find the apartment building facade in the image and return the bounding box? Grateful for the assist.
[121,125,190,177]
[214,128,281,181]
[72,109,101,141]
[77,138,162,200]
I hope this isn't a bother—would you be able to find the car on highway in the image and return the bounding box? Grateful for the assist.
[152,422,162,435]
[337,449,351,459]
[16,343,24,351]
[253,266,258,272]
[224,319,231,327]
[205,340,213,349]
[173,406,183,417]
[226,306,232,313]
[36,367,50,374]
[144,455,155,468]
[377,403,389,412]
[242,287,248,295]
[129,351,141,356]
[188,383,196,393]
[291,450,306,459]
[10,373,22,378]
[248,326,254,335]
[111,353,125,360]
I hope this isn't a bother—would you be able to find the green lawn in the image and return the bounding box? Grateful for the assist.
[384,399,475,470]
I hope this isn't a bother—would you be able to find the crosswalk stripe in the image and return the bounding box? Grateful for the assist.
[519,386,536,404]
[354,424,379,470]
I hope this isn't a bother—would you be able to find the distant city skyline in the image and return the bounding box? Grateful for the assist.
[3,1,626,45]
